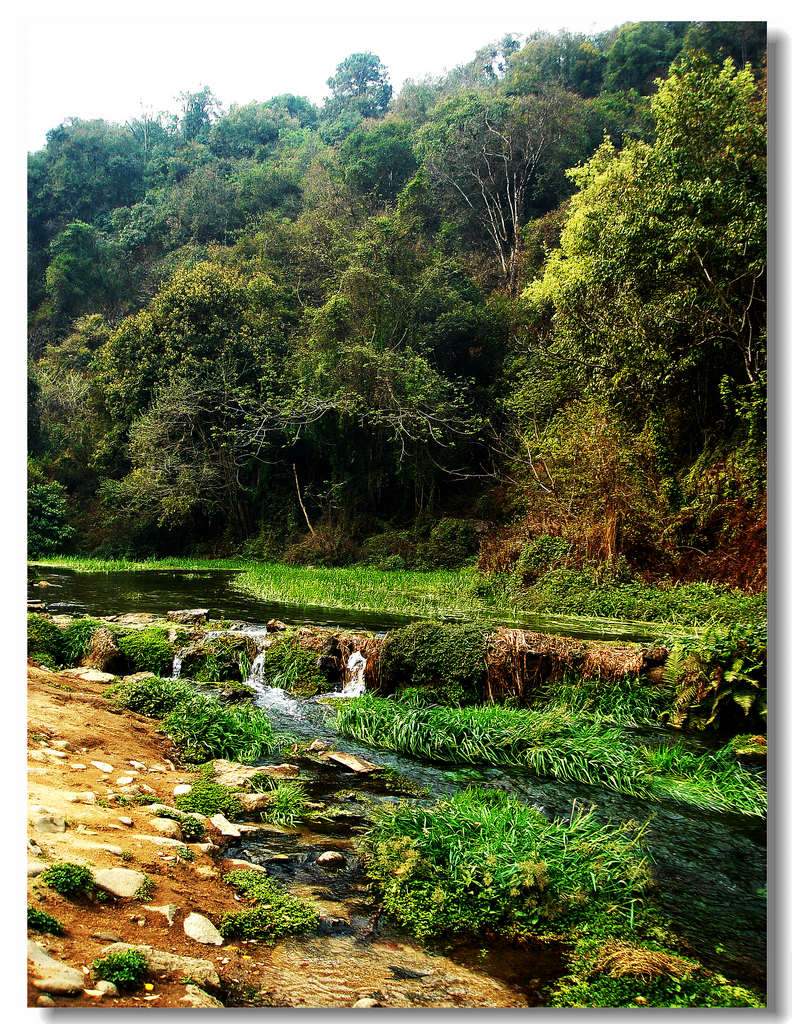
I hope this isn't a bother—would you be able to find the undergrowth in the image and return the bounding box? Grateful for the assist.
[220,870,318,941]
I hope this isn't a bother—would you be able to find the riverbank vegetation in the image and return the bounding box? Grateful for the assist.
[335,696,766,816]
[28,22,765,615]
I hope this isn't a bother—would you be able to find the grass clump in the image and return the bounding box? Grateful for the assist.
[335,697,766,817]
[220,870,318,941]
[379,622,491,703]
[360,787,649,942]
[163,695,275,763]
[534,674,670,727]
[251,776,307,826]
[59,618,104,665]
[264,633,328,698]
[175,766,243,818]
[27,614,62,665]
[40,862,95,899]
[92,949,147,990]
[27,906,65,935]
[116,628,175,676]
[109,675,195,716]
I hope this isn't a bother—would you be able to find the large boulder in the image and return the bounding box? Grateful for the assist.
[81,627,123,672]
[176,634,257,683]
[92,867,147,898]
[28,941,84,994]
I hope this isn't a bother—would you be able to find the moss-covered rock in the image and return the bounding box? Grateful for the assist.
[264,632,327,698]
[176,634,257,683]
[378,621,491,704]
[116,628,176,676]
[27,614,63,665]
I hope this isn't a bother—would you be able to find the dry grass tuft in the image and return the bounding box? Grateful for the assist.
[594,939,694,981]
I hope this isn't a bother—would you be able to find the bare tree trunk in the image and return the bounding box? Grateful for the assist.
[293,463,316,536]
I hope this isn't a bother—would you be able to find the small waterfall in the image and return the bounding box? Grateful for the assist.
[342,650,367,698]
[246,651,268,693]
[171,652,184,679]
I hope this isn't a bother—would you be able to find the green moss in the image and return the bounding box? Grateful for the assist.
[220,870,318,941]
[154,808,206,842]
[40,862,95,899]
[116,628,175,675]
[378,621,491,703]
[27,906,66,935]
[175,767,243,818]
[179,634,256,683]
[27,614,62,665]
[264,633,327,698]
[92,949,147,990]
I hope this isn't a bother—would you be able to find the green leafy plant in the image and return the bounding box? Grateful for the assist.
[27,614,63,665]
[116,628,175,676]
[109,675,195,717]
[174,766,243,818]
[40,862,95,899]
[220,870,318,940]
[92,949,147,990]
[163,696,275,763]
[27,906,66,935]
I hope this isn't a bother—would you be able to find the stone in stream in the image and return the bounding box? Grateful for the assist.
[27,940,84,994]
[319,751,380,773]
[100,943,221,989]
[184,912,223,946]
[316,850,347,870]
[92,867,147,898]
[167,609,209,624]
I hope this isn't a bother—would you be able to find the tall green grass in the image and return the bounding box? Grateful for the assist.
[335,697,766,817]
[30,556,252,572]
[360,787,650,941]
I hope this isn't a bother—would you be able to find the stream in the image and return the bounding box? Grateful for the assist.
[29,567,766,1003]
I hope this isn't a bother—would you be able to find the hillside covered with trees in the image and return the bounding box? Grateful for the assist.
[28,20,767,597]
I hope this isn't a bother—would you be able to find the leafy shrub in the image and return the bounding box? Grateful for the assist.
[109,675,195,717]
[154,808,206,842]
[41,862,95,899]
[59,618,104,666]
[116,628,175,676]
[515,534,570,584]
[220,870,317,940]
[28,479,74,558]
[416,518,478,569]
[359,530,416,568]
[175,766,243,818]
[378,622,490,703]
[163,694,275,763]
[264,633,327,698]
[27,614,63,665]
[27,906,65,935]
[92,949,147,990]
[361,788,649,941]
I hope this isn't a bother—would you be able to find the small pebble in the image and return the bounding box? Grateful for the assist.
[90,761,113,773]
[119,816,134,826]
[173,784,192,796]
[117,776,134,786]
[69,763,87,770]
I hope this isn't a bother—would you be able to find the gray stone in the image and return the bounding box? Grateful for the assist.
[183,912,223,946]
[27,940,84,994]
[91,931,122,942]
[173,783,192,796]
[237,792,274,813]
[96,980,119,996]
[36,995,56,1007]
[143,903,179,925]
[92,867,147,898]
[28,860,47,877]
[100,943,220,988]
[151,817,182,839]
[317,850,347,870]
[181,984,224,1008]
[90,760,114,773]
[66,791,96,804]
[167,608,209,624]
[31,808,66,833]
[209,813,240,837]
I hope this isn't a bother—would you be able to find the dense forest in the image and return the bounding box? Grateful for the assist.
[28,20,767,594]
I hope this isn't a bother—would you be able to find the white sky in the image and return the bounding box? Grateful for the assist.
[16,0,775,153]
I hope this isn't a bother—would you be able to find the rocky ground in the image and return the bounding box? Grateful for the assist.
[26,662,546,1008]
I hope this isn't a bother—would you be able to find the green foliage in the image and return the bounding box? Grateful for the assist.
[379,622,490,703]
[163,695,275,763]
[41,862,95,899]
[59,618,103,665]
[515,535,570,583]
[27,614,62,665]
[116,628,175,676]
[361,788,649,941]
[27,906,66,935]
[179,634,256,683]
[109,675,195,716]
[220,870,318,940]
[92,949,147,990]
[417,518,479,569]
[263,634,327,698]
[28,478,74,557]
[174,767,243,818]
[154,808,206,843]
[262,781,307,827]
[335,696,766,816]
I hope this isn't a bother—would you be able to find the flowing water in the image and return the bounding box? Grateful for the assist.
[28,566,766,1002]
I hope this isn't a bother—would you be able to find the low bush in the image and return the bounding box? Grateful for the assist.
[154,808,206,842]
[378,622,490,703]
[175,766,243,818]
[109,675,195,717]
[514,535,571,585]
[163,695,275,763]
[116,628,175,676]
[40,862,95,899]
[27,614,62,665]
[360,787,649,941]
[27,906,65,935]
[416,518,479,569]
[220,870,318,940]
[59,618,104,666]
[92,949,147,990]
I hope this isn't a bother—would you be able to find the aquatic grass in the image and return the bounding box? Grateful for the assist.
[537,675,671,728]
[30,556,253,572]
[334,697,766,817]
[360,787,650,941]
[162,694,275,763]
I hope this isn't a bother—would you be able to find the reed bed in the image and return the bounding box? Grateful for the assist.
[334,697,766,817]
